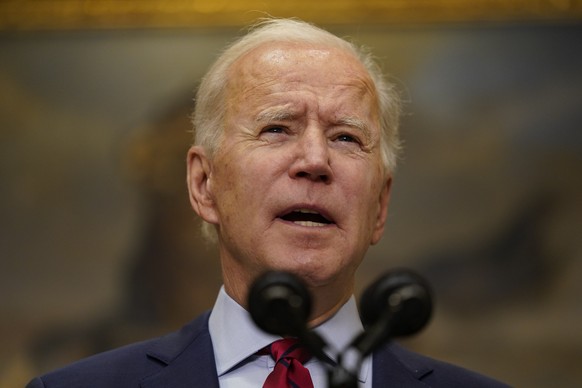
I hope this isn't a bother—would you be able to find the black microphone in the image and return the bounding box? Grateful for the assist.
[248,270,312,337]
[356,268,433,356]
[248,271,330,363]
[329,269,433,388]
[248,269,432,388]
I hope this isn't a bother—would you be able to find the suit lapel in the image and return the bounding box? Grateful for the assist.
[373,342,433,387]
[140,312,219,388]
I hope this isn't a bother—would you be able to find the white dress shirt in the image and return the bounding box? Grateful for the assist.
[208,286,372,387]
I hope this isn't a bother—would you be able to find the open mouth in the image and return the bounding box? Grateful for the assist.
[279,209,333,227]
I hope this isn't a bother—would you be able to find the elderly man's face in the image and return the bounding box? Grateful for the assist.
[190,42,391,296]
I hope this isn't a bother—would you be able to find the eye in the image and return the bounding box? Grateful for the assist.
[259,125,290,143]
[262,126,286,134]
[335,134,359,143]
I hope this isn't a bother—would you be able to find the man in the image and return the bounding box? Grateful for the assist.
[28,18,508,387]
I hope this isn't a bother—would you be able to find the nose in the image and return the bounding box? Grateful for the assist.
[288,127,333,183]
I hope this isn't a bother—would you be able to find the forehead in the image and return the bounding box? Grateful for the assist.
[234,41,361,69]
[226,41,378,106]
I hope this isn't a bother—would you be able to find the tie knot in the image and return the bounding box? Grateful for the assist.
[264,338,312,365]
[260,338,314,388]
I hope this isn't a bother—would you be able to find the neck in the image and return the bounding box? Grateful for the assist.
[306,280,354,327]
[221,262,354,328]
[218,242,357,326]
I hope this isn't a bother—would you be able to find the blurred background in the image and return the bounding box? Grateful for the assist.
[1,1,581,387]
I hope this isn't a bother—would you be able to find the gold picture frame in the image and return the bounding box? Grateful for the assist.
[1,0,581,31]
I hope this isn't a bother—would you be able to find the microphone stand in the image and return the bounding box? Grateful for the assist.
[325,271,434,388]
[248,269,432,388]
[327,350,360,388]
[326,310,393,388]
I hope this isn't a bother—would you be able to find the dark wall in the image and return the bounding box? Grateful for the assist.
[1,24,581,387]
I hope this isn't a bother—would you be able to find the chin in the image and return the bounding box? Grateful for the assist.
[262,244,354,284]
[280,261,344,288]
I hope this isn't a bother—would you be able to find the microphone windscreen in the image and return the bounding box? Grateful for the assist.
[248,271,312,336]
[360,269,432,337]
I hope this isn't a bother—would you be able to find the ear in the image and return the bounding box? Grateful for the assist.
[370,176,392,245]
[186,145,219,225]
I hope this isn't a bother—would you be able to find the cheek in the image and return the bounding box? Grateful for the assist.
[344,163,378,198]
[210,156,244,210]
[347,167,384,226]
[213,153,267,212]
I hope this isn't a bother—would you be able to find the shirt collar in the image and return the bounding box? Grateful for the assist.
[208,286,370,383]
[209,286,279,376]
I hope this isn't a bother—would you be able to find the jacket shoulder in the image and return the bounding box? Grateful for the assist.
[27,312,212,388]
[377,342,510,388]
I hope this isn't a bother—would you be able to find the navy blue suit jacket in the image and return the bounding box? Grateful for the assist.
[27,311,508,387]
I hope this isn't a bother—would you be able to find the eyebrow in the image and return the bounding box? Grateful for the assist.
[257,110,368,130]
[255,108,298,123]
[336,116,369,132]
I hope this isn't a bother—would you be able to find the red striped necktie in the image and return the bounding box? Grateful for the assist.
[261,338,314,388]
